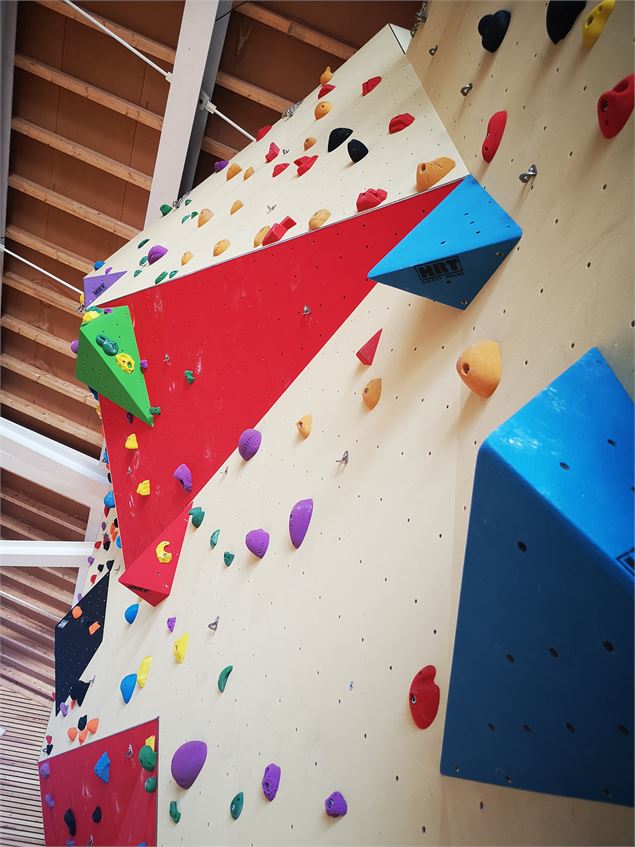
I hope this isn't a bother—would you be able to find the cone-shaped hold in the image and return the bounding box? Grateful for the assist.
[289,499,313,549]
[230,200,243,215]
[304,137,317,150]
[243,166,254,180]
[362,378,382,410]
[68,727,78,742]
[308,209,331,230]
[328,127,352,152]
[167,616,176,632]
[597,74,634,139]
[296,414,312,438]
[320,66,333,84]
[356,329,382,365]
[409,665,440,728]
[156,541,172,563]
[482,111,507,163]
[92,805,102,823]
[456,340,502,398]
[362,76,382,96]
[272,163,289,177]
[139,744,157,771]
[416,157,456,191]
[198,208,214,227]
[170,800,181,823]
[226,163,242,180]
[173,633,189,663]
[389,113,415,133]
[318,83,335,98]
[86,718,99,734]
[265,142,280,163]
[230,791,244,820]
[245,529,269,559]
[224,551,235,566]
[254,226,270,247]
[64,808,77,836]
[238,428,262,460]
[125,433,138,449]
[546,0,586,43]
[189,507,205,528]
[214,239,230,256]
[173,464,192,491]
[210,529,220,548]
[45,793,55,808]
[39,761,50,778]
[583,0,614,47]
[171,740,208,788]
[218,664,233,692]
[214,160,228,172]
[262,763,281,800]
[315,101,332,120]
[137,656,152,688]
[136,480,150,496]
[296,155,318,176]
[256,125,272,140]
[347,139,368,163]
[148,245,168,265]
[94,751,110,783]
[120,673,137,703]
[356,188,387,212]
[478,10,511,52]
[325,791,347,817]
[124,603,139,624]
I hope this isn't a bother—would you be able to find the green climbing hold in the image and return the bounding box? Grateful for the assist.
[155,271,168,285]
[218,665,233,693]
[184,370,195,384]
[150,406,161,416]
[160,204,172,217]
[138,238,149,249]
[181,214,190,224]
[223,551,234,567]
[230,792,244,820]
[134,269,142,277]
[190,211,198,219]
[210,529,220,549]
[169,800,181,823]
[139,745,157,772]
[184,199,192,206]
[145,776,157,793]
[189,507,205,528]
[168,270,178,279]
[140,256,148,266]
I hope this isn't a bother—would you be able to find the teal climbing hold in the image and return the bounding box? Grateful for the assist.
[140,256,148,266]
[155,272,168,285]
[169,800,181,823]
[138,238,149,249]
[184,370,195,384]
[218,665,233,692]
[223,552,234,567]
[145,776,157,793]
[190,210,198,218]
[134,269,142,277]
[168,270,178,279]
[188,507,205,528]
[230,792,244,820]
[181,214,190,224]
[210,529,220,549]
[149,406,161,416]
[184,199,192,206]
[160,204,172,216]
[139,745,157,772]
[120,673,137,703]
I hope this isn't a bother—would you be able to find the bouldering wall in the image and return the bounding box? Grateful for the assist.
[39,9,633,847]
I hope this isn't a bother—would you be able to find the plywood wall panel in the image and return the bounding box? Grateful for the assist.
[127,122,161,184]
[15,2,66,67]
[9,133,56,188]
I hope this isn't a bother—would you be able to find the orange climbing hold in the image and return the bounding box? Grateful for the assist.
[214,239,230,257]
[314,102,332,120]
[304,137,317,150]
[320,66,333,84]
[72,606,83,620]
[254,226,271,247]
[226,163,242,180]
[67,727,78,742]
[456,341,502,398]
[362,378,382,410]
[230,200,243,215]
[356,329,382,365]
[416,157,456,191]
[198,209,213,227]
[87,718,100,734]
[88,622,101,636]
[308,209,331,230]
[181,251,193,266]
[78,728,89,744]
[296,415,312,438]
[243,166,254,180]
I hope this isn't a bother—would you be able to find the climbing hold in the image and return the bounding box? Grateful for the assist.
[238,428,262,461]
[226,163,242,180]
[156,541,172,564]
[67,727,78,742]
[137,656,152,688]
[104,491,115,509]
[120,673,137,703]
[210,529,220,548]
[325,791,347,817]
[272,163,289,177]
[70,679,90,706]
[167,616,176,632]
[71,606,82,620]
[115,352,135,373]
[230,200,243,215]
[262,763,281,800]
[389,113,415,134]
[314,102,332,120]
[59,703,68,717]
[150,406,161,416]
[78,715,87,731]
[362,378,382,410]
[92,806,102,823]
[148,245,168,265]
[138,238,149,249]
[213,239,230,257]
[125,433,138,450]
[214,160,228,172]
[262,216,296,245]
[230,791,244,820]
[44,793,55,808]
[173,464,192,491]
[136,480,150,496]
[456,341,502,398]
[86,718,99,734]
[356,188,387,212]
[416,157,456,191]
[356,329,382,366]
[295,154,318,176]
[256,125,272,140]
[223,551,235,567]
[218,665,233,692]
[320,67,333,84]
[173,633,189,663]
[88,622,101,636]
[254,226,271,247]
[39,761,50,778]
[478,10,511,52]
[409,665,440,728]
[188,507,205,528]
[181,251,193,266]
[265,142,280,163]
[597,74,634,139]
[70,339,79,354]
[94,751,110,782]
[184,369,195,385]
[482,111,507,163]
[362,76,382,96]
[583,0,614,46]
[308,209,331,230]
[82,310,101,324]
[64,809,77,836]
[289,499,313,549]
[296,414,312,438]
[145,776,157,793]
[159,204,172,216]
[304,137,317,150]
[318,83,335,98]
[171,740,208,788]
[328,127,352,151]
[169,800,181,823]
[93,260,105,271]
[546,0,587,43]
[139,745,157,772]
[198,208,214,227]
[347,139,368,163]
[245,529,270,559]
[243,166,254,180]
[124,603,140,624]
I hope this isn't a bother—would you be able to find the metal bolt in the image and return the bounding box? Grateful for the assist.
[208,616,219,631]
[303,305,311,316]
[519,164,538,183]
[126,744,134,758]
[460,83,473,96]
[336,450,349,466]
[429,45,438,55]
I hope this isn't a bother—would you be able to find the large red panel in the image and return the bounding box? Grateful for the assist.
[39,718,158,846]
[102,185,459,565]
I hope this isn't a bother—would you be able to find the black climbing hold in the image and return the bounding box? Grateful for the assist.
[106,560,114,570]
[64,809,76,836]
[106,473,112,483]
[92,806,102,823]
[97,564,104,572]
[103,539,110,551]
[44,743,53,755]
[114,519,118,528]
[546,1,586,43]
[78,715,87,731]
[477,10,511,52]
[69,679,90,707]
[328,127,353,152]
[347,139,369,163]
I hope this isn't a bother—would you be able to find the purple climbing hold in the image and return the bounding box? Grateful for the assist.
[261,763,281,801]
[44,793,55,808]
[59,702,68,717]
[70,339,79,354]
[238,428,262,461]
[173,464,192,492]
[39,761,50,778]
[245,529,270,559]
[140,359,148,370]
[87,556,95,565]
[170,740,208,788]
[325,791,347,817]
[289,499,313,549]
[148,245,168,265]
[214,160,229,172]
[167,616,176,632]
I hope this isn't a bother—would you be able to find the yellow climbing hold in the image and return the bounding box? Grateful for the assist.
[145,735,156,751]
[583,0,615,47]
[213,239,230,257]
[125,433,138,450]
[296,414,313,439]
[320,66,333,84]
[181,251,193,266]
[137,480,150,496]
[456,340,502,398]
[308,209,331,231]
[253,226,270,247]
[156,541,172,563]
[198,209,214,228]
[230,200,244,215]
[226,163,242,180]
[82,310,101,324]
[304,137,317,151]
[79,292,85,306]
[243,166,254,180]
[362,378,382,410]
[115,353,135,373]
[137,656,152,688]
[173,633,189,663]
[416,157,456,192]
[314,102,332,120]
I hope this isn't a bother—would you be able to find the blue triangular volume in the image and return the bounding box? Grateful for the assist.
[441,349,634,806]
[368,176,521,309]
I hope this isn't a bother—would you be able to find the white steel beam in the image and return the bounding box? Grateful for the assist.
[0,540,94,567]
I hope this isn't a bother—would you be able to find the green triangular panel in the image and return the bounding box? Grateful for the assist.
[76,307,154,426]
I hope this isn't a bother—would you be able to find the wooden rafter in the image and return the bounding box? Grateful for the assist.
[1,314,76,358]
[0,514,55,542]
[2,271,80,316]
[215,70,293,114]
[11,117,152,191]
[5,224,92,274]
[0,354,98,409]
[0,390,102,447]
[1,487,85,538]
[200,136,239,160]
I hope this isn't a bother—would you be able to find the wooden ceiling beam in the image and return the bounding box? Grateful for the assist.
[0,660,53,700]
[8,174,137,240]
[5,225,92,274]
[200,136,239,160]
[0,391,102,448]
[0,514,54,542]
[215,69,293,114]
[1,314,76,359]
[11,117,152,191]
[14,54,163,131]
[3,271,80,316]
[0,354,98,409]
[234,2,356,60]
[1,486,85,538]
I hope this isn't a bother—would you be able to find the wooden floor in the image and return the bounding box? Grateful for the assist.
[0,681,49,846]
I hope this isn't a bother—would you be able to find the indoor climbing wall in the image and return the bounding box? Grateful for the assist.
[39,8,633,847]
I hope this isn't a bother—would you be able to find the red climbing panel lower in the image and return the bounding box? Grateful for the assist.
[39,718,158,846]
[102,182,459,566]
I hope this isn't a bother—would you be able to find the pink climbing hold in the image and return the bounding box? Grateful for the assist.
[173,464,192,492]
[171,740,208,789]
[482,111,507,163]
[238,428,262,461]
[272,163,290,178]
[289,499,313,549]
[356,329,382,365]
[262,216,296,246]
[256,125,272,141]
[318,83,335,99]
[245,529,270,559]
[388,113,415,134]
[362,76,382,96]
[295,155,318,176]
[356,188,387,212]
[409,665,440,729]
[265,142,280,163]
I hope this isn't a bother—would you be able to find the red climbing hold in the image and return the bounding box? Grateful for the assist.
[482,110,507,163]
[265,142,280,163]
[356,188,387,212]
[272,163,290,178]
[295,155,318,176]
[318,83,335,99]
[388,113,415,134]
[409,665,440,729]
[597,74,634,139]
[262,217,297,246]
[362,76,382,96]
[356,329,382,365]
[256,125,272,141]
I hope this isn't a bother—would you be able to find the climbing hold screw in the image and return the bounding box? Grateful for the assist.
[303,305,312,315]
[336,450,349,466]
[429,45,438,55]
[519,164,538,183]
[208,616,219,631]
[126,744,133,758]
[460,83,473,96]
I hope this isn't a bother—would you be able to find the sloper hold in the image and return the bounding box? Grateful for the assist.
[362,378,382,410]
[478,10,511,52]
[362,76,381,95]
[325,791,347,817]
[356,329,382,365]
[262,763,281,800]
[120,673,137,703]
[597,74,634,139]
[76,307,153,425]
[296,414,312,438]
[238,428,262,460]
[546,0,587,43]
[171,740,207,788]
[409,666,440,728]
[245,529,270,559]
[64,808,76,836]
[83,267,126,308]
[137,656,152,688]
[124,603,139,624]
[368,176,521,310]
[457,340,502,398]
[441,348,634,806]
[482,111,507,163]
[289,499,313,548]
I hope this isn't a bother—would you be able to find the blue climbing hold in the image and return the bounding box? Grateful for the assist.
[102,449,109,464]
[94,751,110,783]
[104,491,115,509]
[93,260,105,270]
[116,535,122,549]
[120,673,137,704]
[124,603,140,624]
